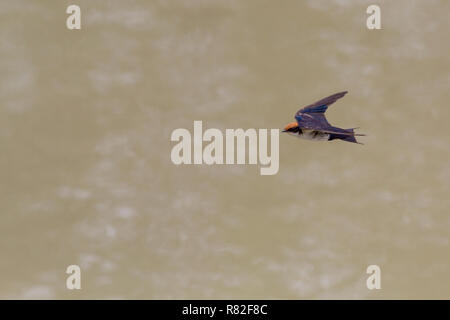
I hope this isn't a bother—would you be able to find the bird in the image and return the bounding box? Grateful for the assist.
[282,91,364,144]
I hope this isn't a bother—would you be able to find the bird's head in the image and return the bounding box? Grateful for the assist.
[282,122,300,134]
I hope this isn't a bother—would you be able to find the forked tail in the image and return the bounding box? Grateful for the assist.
[344,128,365,144]
[329,128,365,144]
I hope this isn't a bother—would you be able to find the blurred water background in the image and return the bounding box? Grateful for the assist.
[0,0,449,299]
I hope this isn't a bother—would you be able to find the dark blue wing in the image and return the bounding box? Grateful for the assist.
[295,91,347,118]
[300,104,329,114]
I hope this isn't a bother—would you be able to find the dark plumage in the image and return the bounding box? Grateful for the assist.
[283,91,365,144]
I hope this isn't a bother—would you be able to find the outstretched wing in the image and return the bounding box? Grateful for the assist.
[294,91,349,132]
[295,91,348,117]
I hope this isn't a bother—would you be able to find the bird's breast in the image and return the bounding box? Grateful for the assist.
[293,129,330,141]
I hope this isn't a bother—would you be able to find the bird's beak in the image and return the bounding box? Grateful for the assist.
[282,129,287,133]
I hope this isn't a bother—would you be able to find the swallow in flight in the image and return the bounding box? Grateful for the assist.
[282,91,364,144]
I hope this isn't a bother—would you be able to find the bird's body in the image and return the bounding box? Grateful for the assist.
[282,91,364,144]
[285,128,330,141]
